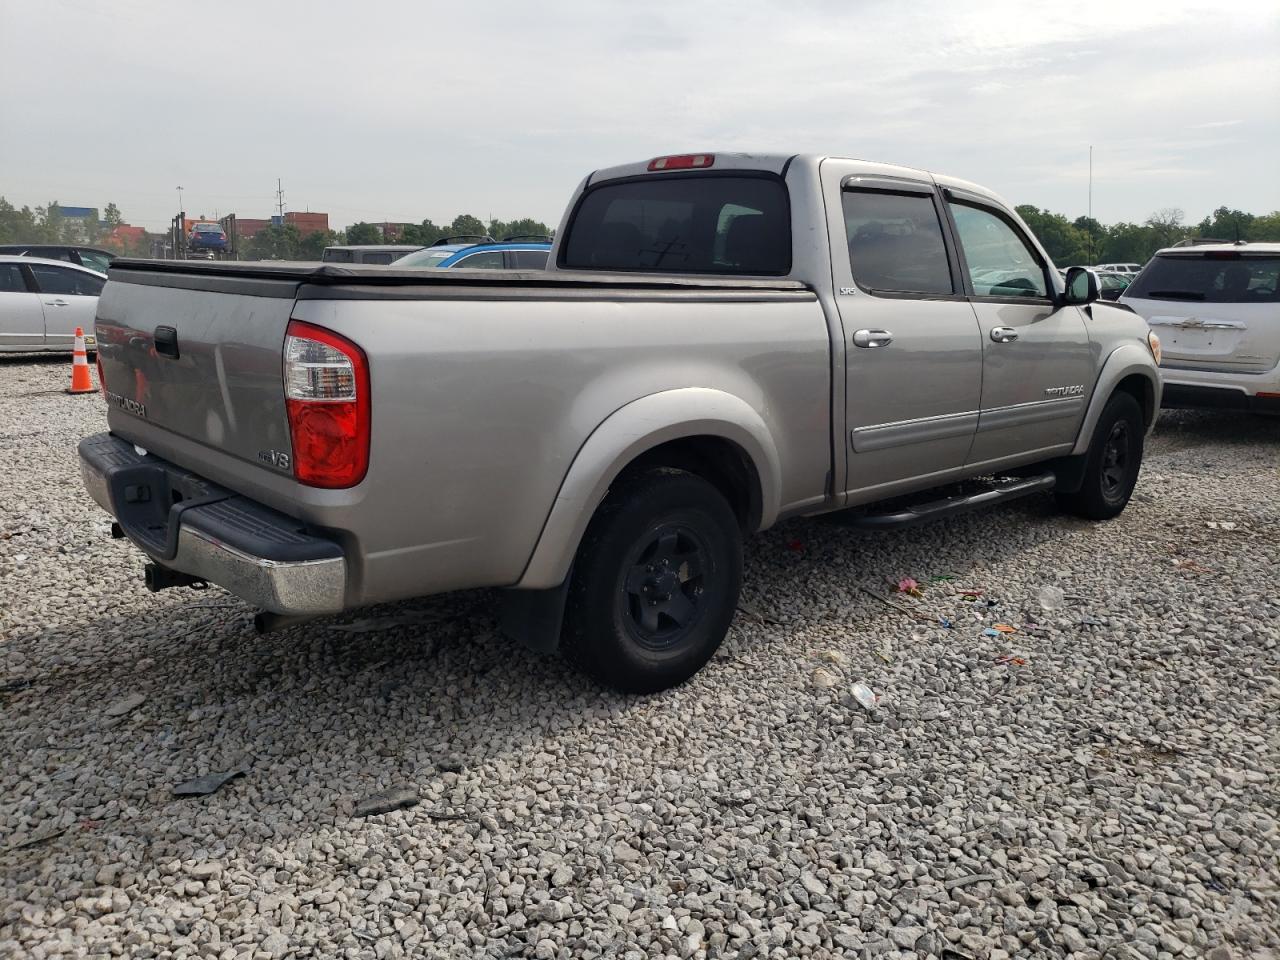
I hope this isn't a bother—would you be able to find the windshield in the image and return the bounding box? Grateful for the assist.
[194,223,221,232]
[393,249,455,268]
[561,174,791,275]
[1126,254,1280,303]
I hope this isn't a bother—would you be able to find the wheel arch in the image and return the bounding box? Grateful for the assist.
[1071,344,1161,456]
[515,388,782,590]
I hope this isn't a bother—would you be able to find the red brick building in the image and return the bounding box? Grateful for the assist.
[234,218,272,240]
[284,211,329,236]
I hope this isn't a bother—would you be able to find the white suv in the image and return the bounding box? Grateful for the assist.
[1121,243,1280,413]
[1096,262,1143,276]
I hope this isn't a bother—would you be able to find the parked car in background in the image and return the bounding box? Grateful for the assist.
[1097,272,1133,301]
[187,222,229,254]
[393,235,553,270]
[0,255,104,352]
[321,244,424,265]
[1096,262,1143,276]
[0,244,115,274]
[1121,243,1280,413]
[81,151,1160,694]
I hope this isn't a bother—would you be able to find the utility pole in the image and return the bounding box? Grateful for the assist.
[1087,146,1094,264]
[276,178,286,222]
[177,185,184,214]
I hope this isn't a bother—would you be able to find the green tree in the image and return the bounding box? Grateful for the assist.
[1144,208,1188,251]
[103,202,123,228]
[449,214,487,238]
[297,229,340,261]
[1195,206,1255,242]
[245,224,303,260]
[0,197,41,244]
[1016,205,1090,266]
[344,222,382,245]
[1251,211,1280,241]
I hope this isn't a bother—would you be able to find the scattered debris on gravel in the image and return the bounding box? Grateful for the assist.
[2,357,1278,958]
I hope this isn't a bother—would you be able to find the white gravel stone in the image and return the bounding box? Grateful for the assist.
[2,362,1278,958]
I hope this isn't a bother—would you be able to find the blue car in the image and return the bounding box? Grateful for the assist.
[392,235,552,270]
[188,222,229,252]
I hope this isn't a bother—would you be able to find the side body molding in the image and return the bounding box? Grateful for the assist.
[516,388,783,590]
[1071,342,1162,456]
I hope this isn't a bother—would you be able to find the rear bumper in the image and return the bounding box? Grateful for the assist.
[79,432,347,615]
[1160,363,1280,412]
[1162,383,1280,413]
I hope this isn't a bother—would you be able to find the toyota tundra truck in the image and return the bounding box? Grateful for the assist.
[80,153,1162,692]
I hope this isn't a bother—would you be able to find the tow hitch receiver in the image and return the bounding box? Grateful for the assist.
[144,562,208,592]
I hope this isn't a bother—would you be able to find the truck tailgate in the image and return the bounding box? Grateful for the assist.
[95,268,298,471]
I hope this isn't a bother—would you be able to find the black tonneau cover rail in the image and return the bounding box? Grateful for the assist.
[107,258,809,292]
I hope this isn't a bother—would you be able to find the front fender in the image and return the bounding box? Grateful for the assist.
[516,388,782,590]
[1072,342,1161,456]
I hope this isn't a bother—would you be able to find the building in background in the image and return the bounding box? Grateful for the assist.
[285,211,329,236]
[59,206,99,241]
[379,222,413,241]
[234,218,272,240]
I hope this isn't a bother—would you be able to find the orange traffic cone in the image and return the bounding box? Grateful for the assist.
[67,327,95,395]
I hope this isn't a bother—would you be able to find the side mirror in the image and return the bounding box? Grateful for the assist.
[1064,266,1100,305]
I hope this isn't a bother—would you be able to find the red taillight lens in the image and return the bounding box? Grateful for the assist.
[647,153,715,171]
[96,353,107,398]
[283,320,370,488]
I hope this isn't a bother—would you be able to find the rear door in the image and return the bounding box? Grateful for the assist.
[1123,252,1280,373]
[0,263,45,349]
[27,263,103,348]
[822,162,984,497]
[943,193,1093,466]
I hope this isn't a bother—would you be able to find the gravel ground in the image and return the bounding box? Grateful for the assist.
[1,355,1277,960]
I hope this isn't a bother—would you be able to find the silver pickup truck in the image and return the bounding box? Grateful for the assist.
[80,152,1161,692]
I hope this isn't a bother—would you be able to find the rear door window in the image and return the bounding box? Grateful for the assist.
[509,249,549,269]
[842,189,954,295]
[562,174,790,275]
[30,265,104,296]
[1126,255,1280,303]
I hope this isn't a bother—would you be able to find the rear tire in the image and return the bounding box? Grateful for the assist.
[562,469,743,694]
[1056,391,1144,520]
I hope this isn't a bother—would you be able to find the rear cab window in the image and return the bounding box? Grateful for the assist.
[1126,254,1280,303]
[561,174,791,275]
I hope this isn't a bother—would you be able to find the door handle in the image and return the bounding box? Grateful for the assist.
[990,326,1019,343]
[853,329,893,348]
[44,299,69,307]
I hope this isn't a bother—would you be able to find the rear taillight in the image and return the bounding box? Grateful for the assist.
[283,320,370,488]
[96,353,106,398]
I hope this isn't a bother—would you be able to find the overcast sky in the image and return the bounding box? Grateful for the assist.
[2,0,1277,232]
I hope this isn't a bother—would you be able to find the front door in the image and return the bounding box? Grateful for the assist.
[943,195,1094,468]
[0,263,44,349]
[823,162,984,499]
[27,263,103,349]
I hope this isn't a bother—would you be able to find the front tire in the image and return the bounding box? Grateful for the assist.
[1056,391,1145,520]
[562,469,743,694]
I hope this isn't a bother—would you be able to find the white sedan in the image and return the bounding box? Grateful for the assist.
[0,255,104,353]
